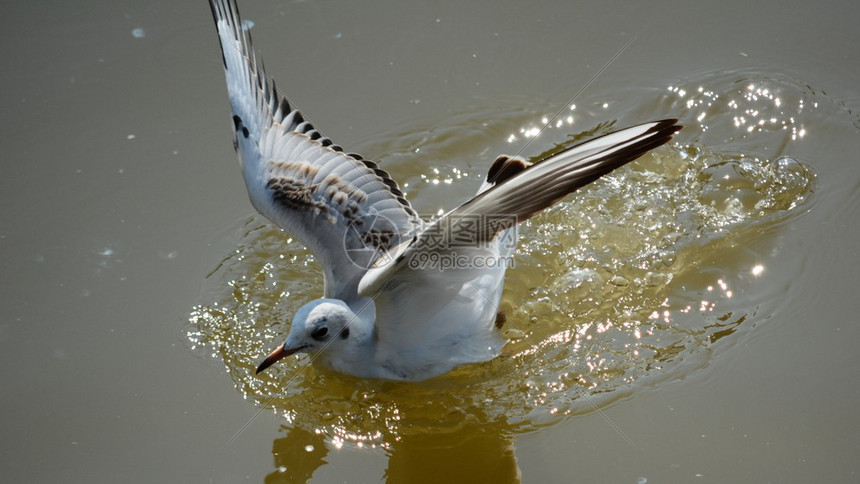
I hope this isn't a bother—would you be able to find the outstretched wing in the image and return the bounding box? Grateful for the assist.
[359,119,682,295]
[210,0,422,300]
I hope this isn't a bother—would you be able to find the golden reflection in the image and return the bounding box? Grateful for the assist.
[187,73,819,466]
[385,424,521,483]
[265,426,327,483]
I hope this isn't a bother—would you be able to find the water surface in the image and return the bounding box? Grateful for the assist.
[188,67,819,447]
[2,0,859,482]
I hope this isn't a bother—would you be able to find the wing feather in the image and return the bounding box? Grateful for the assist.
[210,0,421,301]
[358,119,682,295]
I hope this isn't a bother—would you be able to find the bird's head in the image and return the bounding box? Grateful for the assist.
[255,298,354,374]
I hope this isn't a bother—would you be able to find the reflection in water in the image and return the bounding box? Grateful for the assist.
[385,426,520,483]
[187,68,823,477]
[264,415,521,483]
[265,426,328,483]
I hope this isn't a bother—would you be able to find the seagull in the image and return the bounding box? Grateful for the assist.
[209,0,681,381]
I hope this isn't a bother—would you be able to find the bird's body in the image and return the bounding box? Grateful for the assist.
[209,0,681,381]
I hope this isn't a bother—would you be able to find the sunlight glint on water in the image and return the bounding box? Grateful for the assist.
[187,68,819,448]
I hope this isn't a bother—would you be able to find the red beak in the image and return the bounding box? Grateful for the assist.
[255,344,303,374]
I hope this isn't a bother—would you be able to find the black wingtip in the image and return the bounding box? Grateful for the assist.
[209,0,228,69]
[486,155,533,186]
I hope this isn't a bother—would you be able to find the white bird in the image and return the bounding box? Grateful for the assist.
[209,0,681,381]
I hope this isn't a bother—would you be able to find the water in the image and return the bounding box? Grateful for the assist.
[188,67,818,448]
[3,0,859,482]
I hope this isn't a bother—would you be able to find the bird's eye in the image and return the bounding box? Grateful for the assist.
[310,326,329,340]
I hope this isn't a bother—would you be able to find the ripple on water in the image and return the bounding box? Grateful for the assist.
[186,68,826,448]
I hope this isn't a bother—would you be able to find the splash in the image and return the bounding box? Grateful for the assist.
[187,69,822,447]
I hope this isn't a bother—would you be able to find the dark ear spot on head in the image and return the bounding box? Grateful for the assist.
[340,327,350,339]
